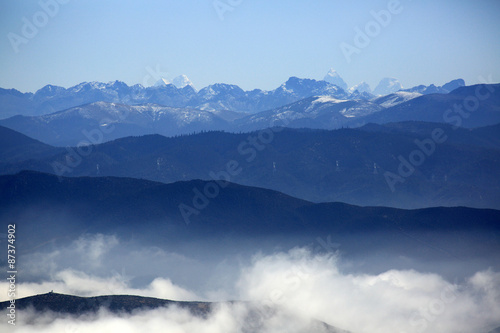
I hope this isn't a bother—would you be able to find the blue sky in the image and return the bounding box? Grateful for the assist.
[1,0,499,93]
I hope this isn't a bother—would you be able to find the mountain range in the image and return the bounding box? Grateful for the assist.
[1,122,499,209]
[155,74,195,89]
[323,69,464,97]
[0,76,348,119]
[1,83,498,147]
[1,70,499,332]
[401,78,465,95]
[0,70,466,120]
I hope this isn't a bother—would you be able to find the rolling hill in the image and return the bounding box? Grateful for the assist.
[0,292,348,333]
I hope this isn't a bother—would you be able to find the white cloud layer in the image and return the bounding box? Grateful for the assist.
[237,248,500,333]
[1,235,499,333]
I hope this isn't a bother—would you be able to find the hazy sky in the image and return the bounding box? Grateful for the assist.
[1,0,499,92]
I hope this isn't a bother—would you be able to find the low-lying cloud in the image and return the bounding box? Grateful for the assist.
[1,234,499,332]
[238,248,500,332]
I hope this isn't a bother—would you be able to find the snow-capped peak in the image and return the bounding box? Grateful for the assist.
[323,68,348,91]
[325,68,340,78]
[153,78,171,87]
[349,81,372,94]
[373,78,403,96]
[172,75,194,89]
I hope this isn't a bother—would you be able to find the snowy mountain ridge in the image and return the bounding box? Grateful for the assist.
[0,70,466,121]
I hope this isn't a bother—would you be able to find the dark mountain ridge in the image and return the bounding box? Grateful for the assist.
[1,122,499,209]
[0,292,211,316]
[0,292,347,333]
[1,171,499,255]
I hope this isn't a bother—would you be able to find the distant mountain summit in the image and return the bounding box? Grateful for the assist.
[277,76,347,98]
[442,78,465,92]
[373,78,403,96]
[153,75,195,90]
[153,78,171,87]
[349,81,372,94]
[172,75,195,90]
[323,69,348,91]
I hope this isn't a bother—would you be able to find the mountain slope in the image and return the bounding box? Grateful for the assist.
[0,125,61,162]
[359,122,500,150]
[235,96,384,132]
[372,91,422,108]
[0,102,231,146]
[0,88,35,119]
